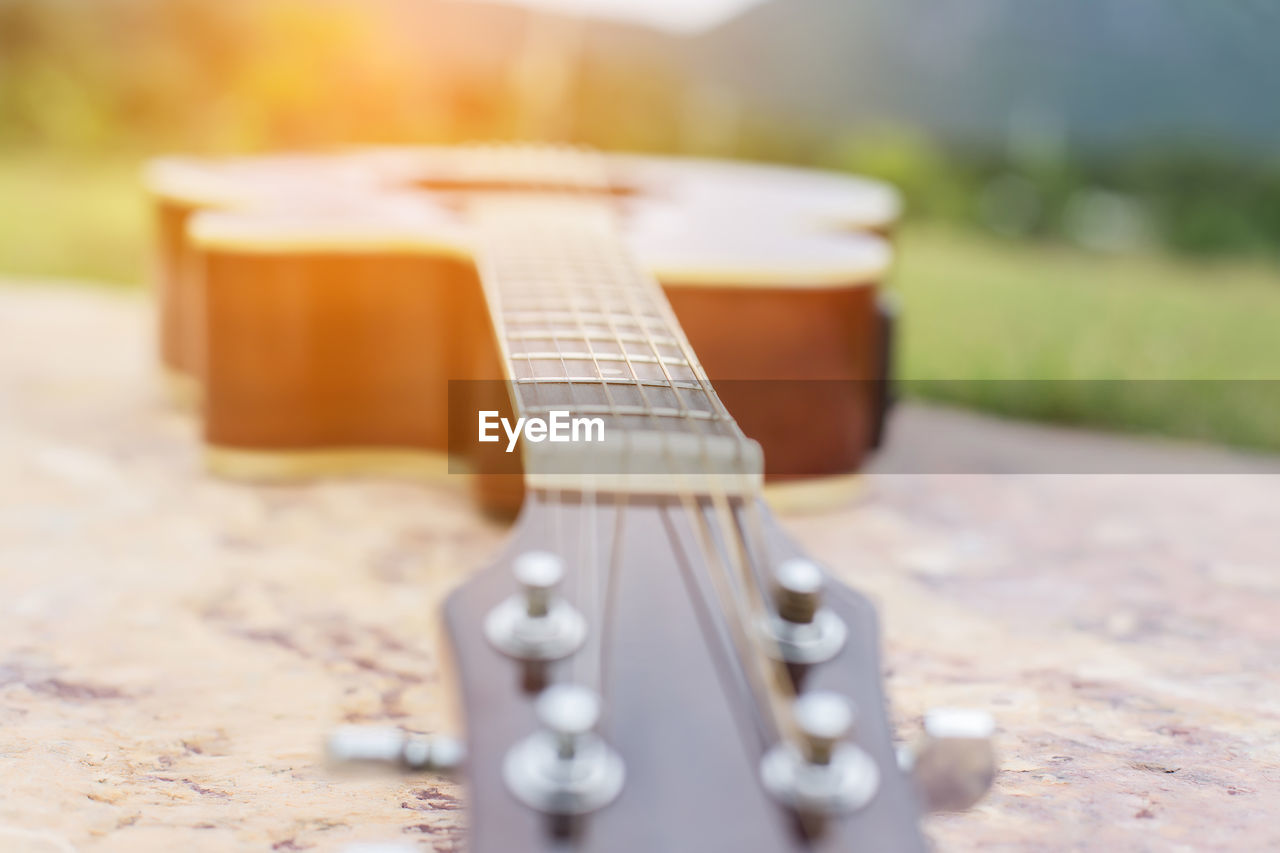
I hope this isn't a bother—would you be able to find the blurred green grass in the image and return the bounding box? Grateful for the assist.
[896,225,1280,380]
[893,225,1280,450]
[1,153,1277,451]
[0,151,147,285]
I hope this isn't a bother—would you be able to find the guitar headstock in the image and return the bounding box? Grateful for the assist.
[439,490,986,851]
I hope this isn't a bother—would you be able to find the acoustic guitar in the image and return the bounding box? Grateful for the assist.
[148,146,902,510]
[146,145,994,851]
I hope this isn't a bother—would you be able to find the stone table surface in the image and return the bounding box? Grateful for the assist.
[0,283,1277,852]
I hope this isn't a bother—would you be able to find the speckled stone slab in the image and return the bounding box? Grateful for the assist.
[1,284,1277,851]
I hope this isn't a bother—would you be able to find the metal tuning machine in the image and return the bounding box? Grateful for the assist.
[761,690,880,816]
[325,723,465,852]
[485,551,587,661]
[761,558,847,664]
[899,707,997,812]
[503,684,625,816]
[327,725,465,774]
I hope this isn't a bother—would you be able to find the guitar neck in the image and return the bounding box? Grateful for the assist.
[470,196,763,496]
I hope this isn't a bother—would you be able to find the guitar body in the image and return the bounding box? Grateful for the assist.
[145,146,991,850]
[148,149,899,514]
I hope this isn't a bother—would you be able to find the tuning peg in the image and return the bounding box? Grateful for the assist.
[539,680,602,758]
[761,691,879,815]
[901,708,996,812]
[327,726,465,774]
[760,558,847,664]
[793,687,855,764]
[516,550,562,616]
[503,684,625,815]
[485,551,587,661]
[775,558,824,623]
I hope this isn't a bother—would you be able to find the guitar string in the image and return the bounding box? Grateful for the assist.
[542,225,587,687]
[511,183,614,694]
[558,222,611,690]
[499,210,598,691]
[590,200,794,745]
[618,216,799,744]
[583,174,794,749]
[536,199,722,705]
[478,206,585,687]
[482,151,793,751]
[610,196,797,741]
[581,218,671,699]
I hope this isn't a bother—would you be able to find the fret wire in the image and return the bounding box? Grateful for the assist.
[513,377,705,389]
[599,233,709,440]
[507,330,681,346]
[500,284,639,296]
[637,269,736,437]
[541,242,580,417]
[615,234,728,435]
[495,235,578,416]
[564,251,630,462]
[504,311,668,326]
[587,236,667,439]
[568,251,632,389]
[505,303,634,316]
[510,351,692,367]
[555,240,649,396]
[521,405,719,420]
[484,205,738,442]
[596,234,727,430]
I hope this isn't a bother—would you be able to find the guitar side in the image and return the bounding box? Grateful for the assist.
[149,152,897,514]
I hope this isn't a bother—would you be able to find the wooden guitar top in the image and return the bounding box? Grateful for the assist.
[154,147,897,288]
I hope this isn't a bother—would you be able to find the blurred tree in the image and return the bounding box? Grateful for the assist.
[1,0,1279,260]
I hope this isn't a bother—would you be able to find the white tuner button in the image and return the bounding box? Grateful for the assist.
[905,708,997,812]
[485,551,586,661]
[327,726,465,773]
[761,691,879,815]
[515,550,563,618]
[538,682,601,756]
[794,690,855,765]
[504,685,625,815]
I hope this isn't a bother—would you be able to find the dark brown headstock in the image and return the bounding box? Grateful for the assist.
[443,490,929,852]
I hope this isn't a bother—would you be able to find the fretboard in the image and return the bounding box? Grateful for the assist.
[470,196,763,495]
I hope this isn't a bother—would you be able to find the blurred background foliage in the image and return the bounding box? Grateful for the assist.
[2,0,1278,450]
